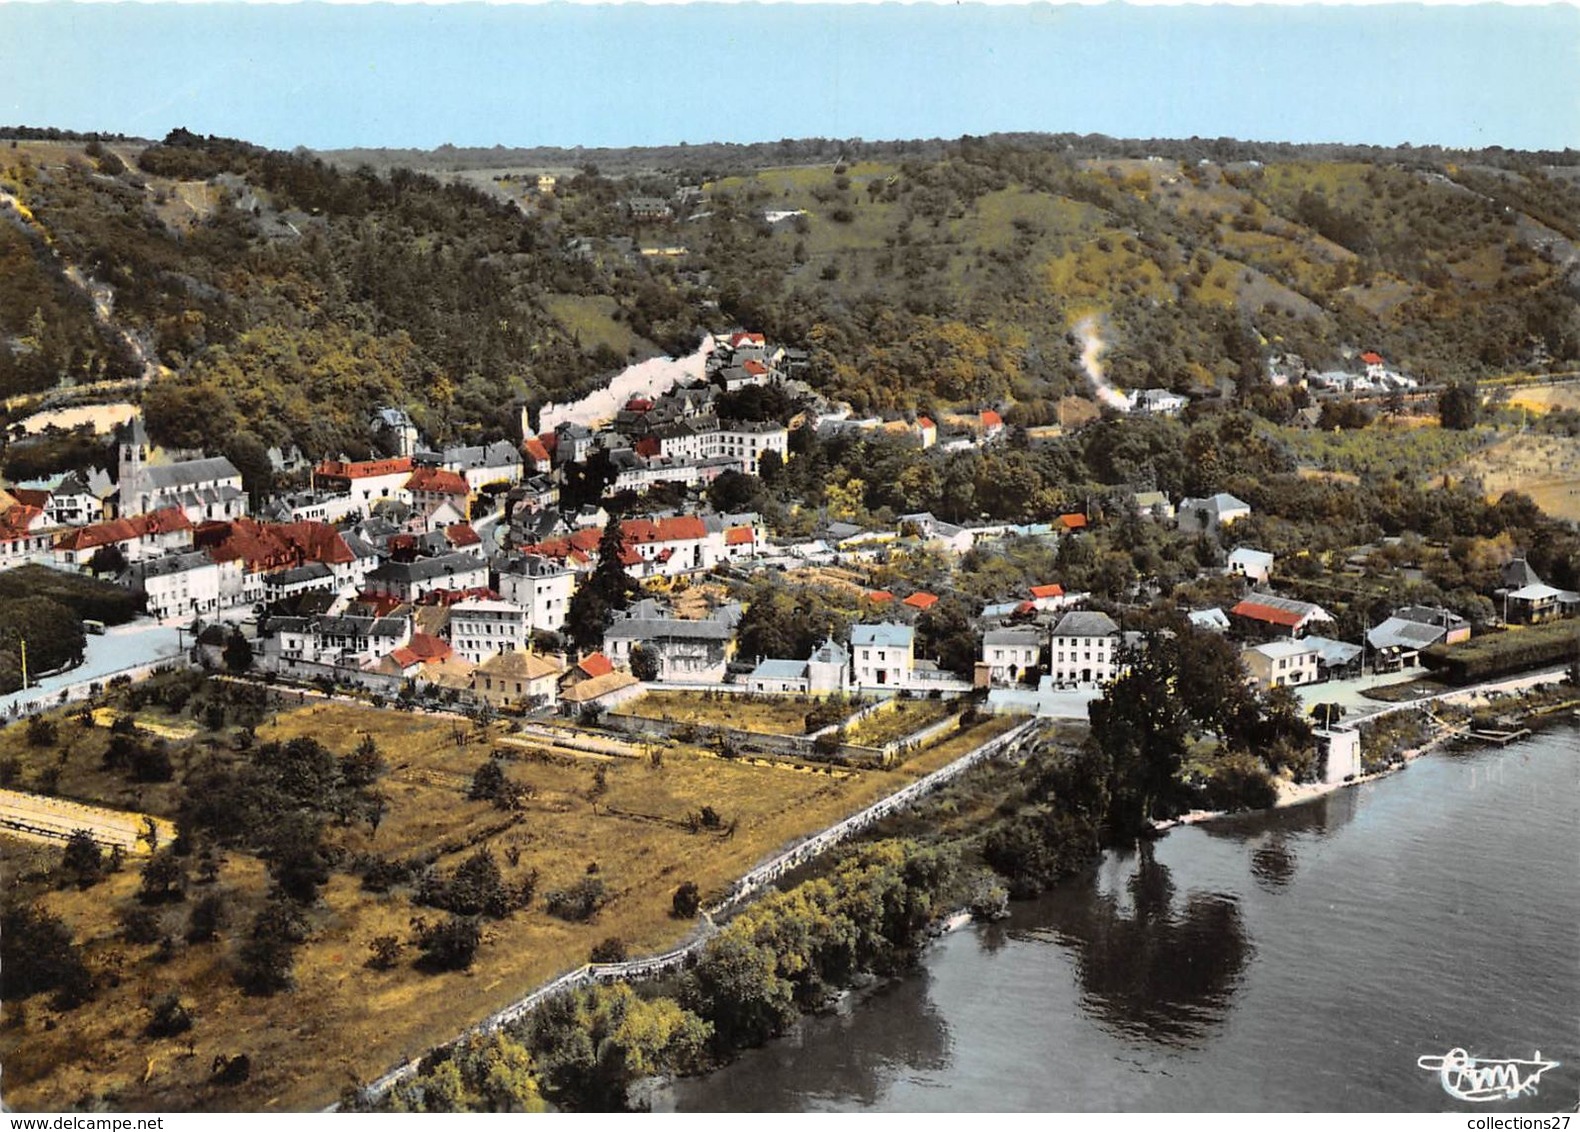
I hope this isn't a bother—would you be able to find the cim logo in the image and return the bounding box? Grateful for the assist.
[1416,1048,1560,1103]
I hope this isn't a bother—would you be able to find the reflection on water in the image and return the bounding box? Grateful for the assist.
[1249,841,1295,890]
[1203,784,1359,893]
[1042,845,1252,1047]
[669,971,953,1111]
[673,730,1580,1113]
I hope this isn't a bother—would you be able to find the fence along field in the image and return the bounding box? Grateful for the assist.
[0,687,1031,1112]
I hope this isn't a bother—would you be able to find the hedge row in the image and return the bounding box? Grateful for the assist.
[1420,620,1580,684]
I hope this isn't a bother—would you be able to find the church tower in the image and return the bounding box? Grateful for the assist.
[118,415,149,517]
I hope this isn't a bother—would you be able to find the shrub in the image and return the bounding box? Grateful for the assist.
[60,829,104,890]
[185,891,228,944]
[145,993,195,1038]
[25,715,57,748]
[544,877,606,923]
[672,882,701,919]
[413,915,481,972]
[1,903,95,1008]
[367,934,402,970]
[589,937,627,964]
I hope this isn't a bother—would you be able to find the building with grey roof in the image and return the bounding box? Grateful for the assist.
[603,616,731,684]
[1049,611,1122,686]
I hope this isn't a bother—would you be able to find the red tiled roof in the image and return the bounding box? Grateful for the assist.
[1016,600,1036,614]
[10,488,50,509]
[0,504,44,541]
[1360,351,1384,365]
[656,515,706,542]
[981,410,1003,427]
[634,437,661,458]
[315,456,412,480]
[578,652,615,679]
[743,359,768,376]
[1059,513,1088,530]
[523,437,551,464]
[903,592,939,611]
[445,522,482,548]
[406,467,469,496]
[725,525,754,545]
[625,398,654,412]
[55,507,191,553]
[868,590,895,603]
[405,632,452,662]
[730,332,766,349]
[916,417,935,430]
[1230,599,1305,628]
[198,518,351,571]
[1030,583,1064,599]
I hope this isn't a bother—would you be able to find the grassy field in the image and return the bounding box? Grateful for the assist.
[1,695,1025,1112]
[1445,432,1580,522]
[612,690,855,736]
[542,294,661,362]
[842,699,956,748]
[1507,382,1580,415]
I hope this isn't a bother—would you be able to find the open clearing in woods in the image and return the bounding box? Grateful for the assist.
[1446,432,1580,522]
[1,696,1022,1112]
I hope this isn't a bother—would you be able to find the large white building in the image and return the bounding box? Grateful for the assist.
[130,551,232,622]
[1243,639,1320,690]
[1048,611,1121,686]
[448,599,530,665]
[496,554,576,634]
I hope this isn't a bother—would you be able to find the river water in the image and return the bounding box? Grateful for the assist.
[670,727,1580,1112]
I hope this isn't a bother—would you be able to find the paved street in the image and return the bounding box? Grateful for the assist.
[1294,668,1424,720]
[1,619,184,718]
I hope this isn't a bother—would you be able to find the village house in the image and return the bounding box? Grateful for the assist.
[265,612,412,669]
[314,456,414,511]
[362,552,489,603]
[405,466,473,527]
[745,638,850,695]
[418,440,523,493]
[850,623,915,690]
[53,507,194,570]
[1127,388,1189,417]
[496,554,575,633]
[1133,491,1176,521]
[602,617,732,684]
[369,407,423,459]
[39,473,103,528]
[129,551,232,622]
[196,518,375,608]
[471,648,566,711]
[1176,492,1252,534]
[1047,610,1121,686]
[0,501,54,571]
[982,626,1042,686]
[1227,547,1275,585]
[1243,638,1320,690]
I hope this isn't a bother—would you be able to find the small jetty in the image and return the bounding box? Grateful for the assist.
[1468,726,1532,746]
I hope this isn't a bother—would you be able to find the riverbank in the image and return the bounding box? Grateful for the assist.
[1161,669,1579,831]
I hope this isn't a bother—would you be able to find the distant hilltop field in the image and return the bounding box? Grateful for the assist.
[2,127,1578,465]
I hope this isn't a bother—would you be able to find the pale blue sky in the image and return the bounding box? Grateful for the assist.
[1,3,1575,152]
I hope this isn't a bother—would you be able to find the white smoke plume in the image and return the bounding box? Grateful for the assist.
[1075,315,1130,413]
